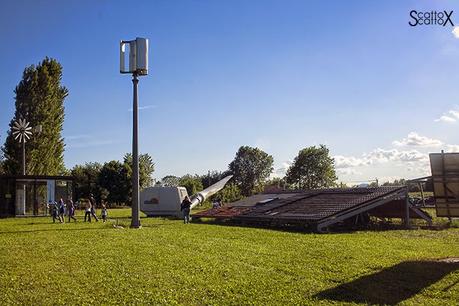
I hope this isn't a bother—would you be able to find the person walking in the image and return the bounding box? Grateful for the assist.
[67,198,77,222]
[58,198,65,223]
[50,202,59,223]
[89,194,99,222]
[84,200,92,222]
[180,196,192,224]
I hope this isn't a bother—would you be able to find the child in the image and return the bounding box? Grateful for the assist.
[101,203,108,223]
[51,202,59,223]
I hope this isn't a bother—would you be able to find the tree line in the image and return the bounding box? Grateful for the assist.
[0,57,343,206]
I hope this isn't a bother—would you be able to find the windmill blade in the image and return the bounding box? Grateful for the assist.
[24,130,32,135]
[24,121,30,128]
[18,134,23,143]
[14,133,21,140]
[13,121,21,129]
[24,134,31,140]
[25,126,32,131]
[12,130,19,136]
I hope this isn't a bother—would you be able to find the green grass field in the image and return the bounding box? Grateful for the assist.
[0,209,458,305]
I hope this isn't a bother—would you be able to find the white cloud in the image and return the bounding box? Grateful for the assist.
[446,144,459,152]
[272,161,292,178]
[334,155,369,168]
[336,168,362,175]
[334,148,428,172]
[452,26,459,38]
[435,115,456,123]
[364,148,428,163]
[435,109,459,123]
[392,132,442,147]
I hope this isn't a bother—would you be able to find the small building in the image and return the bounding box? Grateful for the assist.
[0,175,74,217]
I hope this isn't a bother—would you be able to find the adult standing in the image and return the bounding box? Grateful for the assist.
[180,196,192,224]
[89,194,99,222]
[67,198,77,222]
[84,200,92,222]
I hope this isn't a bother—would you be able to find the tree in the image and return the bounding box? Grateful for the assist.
[285,145,337,189]
[2,58,68,175]
[211,182,242,203]
[229,146,274,196]
[179,174,203,197]
[98,160,129,205]
[161,175,180,187]
[71,162,103,202]
[200,170,233,189]
[123,153,155,189]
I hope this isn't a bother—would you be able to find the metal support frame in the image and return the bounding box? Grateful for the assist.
[440,150,453,222]
[131,73,141,228]
[405,189,410,228]
[316,188,407,232]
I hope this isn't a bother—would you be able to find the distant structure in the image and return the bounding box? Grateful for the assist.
[193,187,432,232]
[140,175,232,218]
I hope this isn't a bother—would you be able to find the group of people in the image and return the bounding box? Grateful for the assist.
[49,193,108,223]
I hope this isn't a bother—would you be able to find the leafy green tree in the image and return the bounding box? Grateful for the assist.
[263,177,288,191]
[229,146,274,196]
[2,58,68,175]
[212,182,242,203]
[285,145,337,189]
[161,175,180,187]
[123,153,155,189]
[71,162,103,202]
[200,170,233,189]
[179,174,203,196]
[98,160,129,205]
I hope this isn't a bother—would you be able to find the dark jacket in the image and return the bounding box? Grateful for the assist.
[181,198,192,211]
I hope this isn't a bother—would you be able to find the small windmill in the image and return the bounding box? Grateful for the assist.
[12,118,33,144]
[12,118,33,175]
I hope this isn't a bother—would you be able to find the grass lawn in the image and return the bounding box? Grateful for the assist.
[0,209,458,305]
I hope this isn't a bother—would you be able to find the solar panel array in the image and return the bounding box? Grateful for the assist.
[193,187,406,224]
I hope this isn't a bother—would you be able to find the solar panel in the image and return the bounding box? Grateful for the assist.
[429,152,459,217]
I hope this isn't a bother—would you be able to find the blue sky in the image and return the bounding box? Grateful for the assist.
[1,0,459,183]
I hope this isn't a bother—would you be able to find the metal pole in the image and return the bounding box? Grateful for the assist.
[22,140,25,175]
[22,140,26,215]
[405,189,410,229]
[131,73,141,228]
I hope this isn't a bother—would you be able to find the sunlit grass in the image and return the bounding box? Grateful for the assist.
[0,209,457,305]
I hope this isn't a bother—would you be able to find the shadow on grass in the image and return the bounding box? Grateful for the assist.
[314,260,459,305]
[191,218,317,234]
